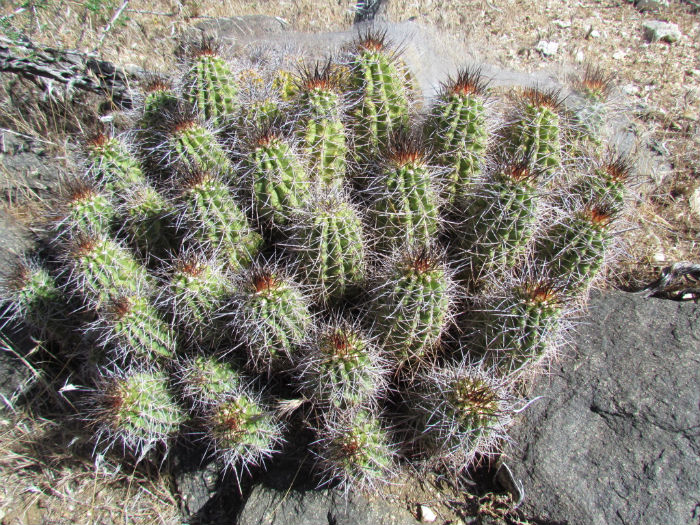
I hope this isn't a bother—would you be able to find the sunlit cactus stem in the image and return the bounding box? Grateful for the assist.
[349,30,411,157]
[427,67,489,203]
[163,114,232,174]
[121,183,177,260]
[178,354,241,408]
[183,41,239,126]
[84,133,146,196]
[294,61,348,190]
[57,178,115,238]
[175,169,262,271]
[94,369,185,456]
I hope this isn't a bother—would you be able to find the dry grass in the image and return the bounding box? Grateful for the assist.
[0,0,698,522]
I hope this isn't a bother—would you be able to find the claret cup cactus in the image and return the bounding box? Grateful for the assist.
[0,28,632,491]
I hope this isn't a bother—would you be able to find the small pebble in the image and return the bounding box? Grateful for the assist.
[554,19,571,28]
[419,505,437,523]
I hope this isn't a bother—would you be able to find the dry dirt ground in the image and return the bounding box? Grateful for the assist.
[0,1,698,524]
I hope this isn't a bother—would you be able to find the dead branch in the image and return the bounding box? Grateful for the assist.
[0,36,143,108]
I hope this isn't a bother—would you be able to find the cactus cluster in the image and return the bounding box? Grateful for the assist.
[0,31,629,490]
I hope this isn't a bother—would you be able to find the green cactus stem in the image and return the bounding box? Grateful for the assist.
[84,134,147,197]
[295,319,387,411]
[372,249,452,363]
[285,193,366,302]
[178,354,241,408]
[478,280,565,374]
[314,409,395,492]
[121,183,177,260]
[204,388,284,474]
[537,204,616,292]
[164,116,232,174]
[348,31,411,158]
[230,266,312,373]
[175,170,262,271]
[96,369,185,455]
[57,178,115,238]
[98,292,176,363]
[569,154,630,213]
[141,78,179,129]
[246,130,312,226]
[369,134,440,253]
[294,62,348,190]
[509,87,562,177]
[426,68,489,203]
[167,253,233,344]
[183,45,238,126]
[458,161,541,280]
[410,363,513,468]
[65,234,152,307]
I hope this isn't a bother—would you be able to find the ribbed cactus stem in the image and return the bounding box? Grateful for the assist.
[58,179,115,238]
[459,161,541,278]
[142,79,179,128]
[411,363,513,467]
[479,280,564,374]
[166,118,232,174]
[98,292,176,362]
[295,63,347,190]
[296,319,387,411]
[286,193,366,302]
[96,369,185,454]
[372,249,452,363]
[247,131,311,225]
[230,267,311,372]
[509,88,562,177]
[167,253,232,343]
[314,409,395,492]
[184,48,238,126]
[178,354,241,408]
[205,388,284,474]
[349,31,410,157]
[427,68,489,203]
[65,234,152,307]
[121,183,176,259]
[369,135,440,252]
[538,204,615,292]
[85,134,146,196]
[175,170,262,271]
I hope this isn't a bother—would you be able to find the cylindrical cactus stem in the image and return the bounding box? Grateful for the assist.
[140,76,180,129]
[474,276,567,375]
[408,361,515,469]
[508,87,563,178]
[426,67,490,203]
[348,30,411,159]
[371,246,454,364]
[536,203,617,293]
[293,61,348,190]
[174,169,262,271]
[568,152,630,213]
[177,354,241,409]
[91,367,185,457]
[165,251,233,345]
[182,39,239,127]
[244,127,312,226]
[284,191,366,303]
[368,131,441,253]
[457,159,542,280]
[95,291,176,363]
[313,409,396,493]
[570,64,615,146]
[228,264,312,373]
[159,110,232,175]
[55,177,115,238]
[203,386,285,476]
[63,233,152,307]
[120,183,177,260]
[84,133,147,196]
[295,316,388,412]
[0,258,71,341]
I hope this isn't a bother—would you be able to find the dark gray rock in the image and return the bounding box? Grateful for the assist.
[176,459,221,517]
[237,484,420,525]
[506,291,700,525]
